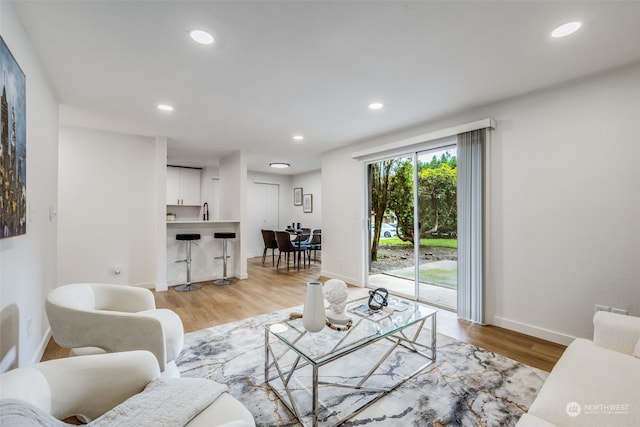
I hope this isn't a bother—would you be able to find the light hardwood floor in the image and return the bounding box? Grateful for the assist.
[42,256,566,372]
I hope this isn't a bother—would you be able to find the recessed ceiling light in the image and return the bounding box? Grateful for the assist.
[551,21,582,38]
[157,104,174,111]
[269,162,290,169]
[189,29,214,45]
[369,102,384,110]
[292,135,304,141]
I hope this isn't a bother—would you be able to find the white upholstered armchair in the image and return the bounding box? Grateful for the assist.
[45,283,184,377]
[0,351,255,426]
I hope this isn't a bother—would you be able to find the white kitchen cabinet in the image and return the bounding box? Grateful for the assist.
[167,166,201,206]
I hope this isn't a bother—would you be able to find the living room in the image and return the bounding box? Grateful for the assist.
[1,1,639,426]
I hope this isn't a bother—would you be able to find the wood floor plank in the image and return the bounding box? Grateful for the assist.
[41,257,565,372]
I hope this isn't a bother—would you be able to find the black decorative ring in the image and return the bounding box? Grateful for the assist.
[368,287,389,311]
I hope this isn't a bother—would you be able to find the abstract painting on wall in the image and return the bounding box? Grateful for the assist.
[1,36,27,238]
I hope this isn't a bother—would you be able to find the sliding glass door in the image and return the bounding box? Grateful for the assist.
[368,156,416,299]
[415,147,457,309]
[368,146,458,311]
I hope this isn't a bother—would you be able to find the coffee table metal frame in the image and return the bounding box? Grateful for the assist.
[264,296,437,426]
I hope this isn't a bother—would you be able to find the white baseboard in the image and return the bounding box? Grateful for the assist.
[154,282,169,292]
[492,316,575,346]
[32,328,52,365]
[320,270,362,287]
[132,281,158,290]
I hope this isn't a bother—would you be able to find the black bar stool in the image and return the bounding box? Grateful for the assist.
[175,233,201,291]
[214,232,236,285]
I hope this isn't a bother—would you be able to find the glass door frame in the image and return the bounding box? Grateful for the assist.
[411,154,420,299]
[365,140,458,310]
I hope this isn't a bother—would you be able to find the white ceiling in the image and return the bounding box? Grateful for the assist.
[12,1,640,174]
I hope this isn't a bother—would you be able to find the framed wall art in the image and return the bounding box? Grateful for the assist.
[303,193,313,213]
[1,36,27,239]
[294,187,303,206]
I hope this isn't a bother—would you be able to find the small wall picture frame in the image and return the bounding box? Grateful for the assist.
[294,187,303,206]
[303,194,313,213]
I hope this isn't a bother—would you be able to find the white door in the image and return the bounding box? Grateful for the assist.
[248,183,279,258]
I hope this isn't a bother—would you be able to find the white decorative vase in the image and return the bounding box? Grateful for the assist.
[303,281,326,332]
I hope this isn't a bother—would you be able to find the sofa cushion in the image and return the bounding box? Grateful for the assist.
[186,393,255,427]
[593,311,640,355]
[633,338,640,358]
[527,338,640,426]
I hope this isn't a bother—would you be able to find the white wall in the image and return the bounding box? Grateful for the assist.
[322,62,640,344]
[291,170,322,230]
[201,163,220,221]
[154,137,168,290]
[485,63,640,343]
[58,126,157,287]
[219,150,248,279]
[321,149,366,285]
[0,1,59,370]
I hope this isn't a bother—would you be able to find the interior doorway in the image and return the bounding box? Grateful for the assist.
[247,182,279,258]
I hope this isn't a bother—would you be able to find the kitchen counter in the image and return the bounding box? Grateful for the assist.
[167,220,239,224]
[166,220,241,286]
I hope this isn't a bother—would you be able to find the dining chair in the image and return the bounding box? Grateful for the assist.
[274,230,307,270]
[295,229,312,266]
[295,229,312,245]
[261,229,278,266]
[308,229,322,262]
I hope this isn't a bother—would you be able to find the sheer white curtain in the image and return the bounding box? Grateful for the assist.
[457,129,486,324]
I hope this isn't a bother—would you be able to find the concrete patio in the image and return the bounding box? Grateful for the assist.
[369,264,457,310]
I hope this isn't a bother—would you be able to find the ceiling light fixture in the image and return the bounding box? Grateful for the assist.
[369,102,384,110]
[189,29,214,45]
[269,162,290,169]
[551,21,582,38]
[157,104,174,111]
[292,135,304,141]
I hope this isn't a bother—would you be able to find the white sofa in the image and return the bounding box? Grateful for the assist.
[0,350,255,426]
[517,311,640,427]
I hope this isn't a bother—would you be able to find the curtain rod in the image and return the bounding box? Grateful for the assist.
[352,118,496,160]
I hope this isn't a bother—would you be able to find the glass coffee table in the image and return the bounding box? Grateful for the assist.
[264,296,437,426]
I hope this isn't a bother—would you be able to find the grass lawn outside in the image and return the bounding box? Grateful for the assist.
[418,266,457,289]
[387,260,458,290]
[379,237,458,249]
[376,238,458,290]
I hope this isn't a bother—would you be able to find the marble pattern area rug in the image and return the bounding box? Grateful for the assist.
[176,306,548,426]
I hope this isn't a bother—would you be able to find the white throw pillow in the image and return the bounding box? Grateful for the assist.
[633,338,640,358]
